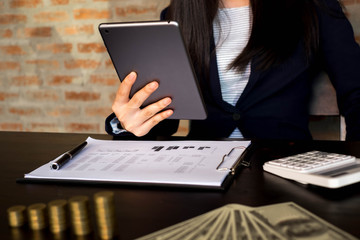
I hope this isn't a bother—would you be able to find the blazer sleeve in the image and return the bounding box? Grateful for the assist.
[105,112,179,140]
[317,0,360,140]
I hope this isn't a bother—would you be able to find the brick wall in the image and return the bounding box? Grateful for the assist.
[0,0,170,133]
[0,0,359,134]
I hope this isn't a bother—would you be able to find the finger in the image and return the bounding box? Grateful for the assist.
[114,72,137,104]
[128,81,159,108]
[139,97,172,119]
[123,97,171,129]
[133,109,174,137]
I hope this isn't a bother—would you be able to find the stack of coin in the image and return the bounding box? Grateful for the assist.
[48,199,68,233]
[69,196,92,236]
[7,205,27,228]
[94,191,116,239]
[27,203,47,230]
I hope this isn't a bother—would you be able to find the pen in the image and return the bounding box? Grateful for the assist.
[51,141,88,170]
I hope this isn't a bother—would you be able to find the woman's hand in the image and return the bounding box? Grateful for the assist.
[112,72,173,137]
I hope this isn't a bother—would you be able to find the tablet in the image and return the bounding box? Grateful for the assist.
[98,21,207,120]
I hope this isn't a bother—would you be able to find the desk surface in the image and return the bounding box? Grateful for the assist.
[0,131,359,240]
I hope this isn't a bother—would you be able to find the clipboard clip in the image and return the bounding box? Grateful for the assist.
[216,146,250,175]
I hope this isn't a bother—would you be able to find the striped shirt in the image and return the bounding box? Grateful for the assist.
[213,6,252,138]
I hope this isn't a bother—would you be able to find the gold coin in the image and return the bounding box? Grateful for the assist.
[48,199,68,233]
[27,203,47,230]
[69,196,92,236]
[7,205,26,227]
[94,191,116,239]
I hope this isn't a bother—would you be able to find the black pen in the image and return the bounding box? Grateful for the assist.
[51,141,88,170]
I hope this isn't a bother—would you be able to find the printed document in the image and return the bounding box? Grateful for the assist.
[25,137,251,188]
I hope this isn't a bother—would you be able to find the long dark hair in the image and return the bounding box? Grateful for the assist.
[165,0,328,77]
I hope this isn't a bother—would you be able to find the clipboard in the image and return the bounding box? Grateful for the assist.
[19,138,252,191]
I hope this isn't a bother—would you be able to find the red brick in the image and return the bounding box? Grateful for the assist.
[90,74,118,86]
[85,107,112,117]
[0,45,26,55]
[48,75,74,85]
[73,9,111,20]
[57,24,94,36]
[51,0,69,5]
[25,90,60,101]
[11,76,41,86]
[23,27,52,37]
[9,107,39,116]
[0,14,27,24]
[0,123,23,131]
[10,0,43,8]
[65,91,101,101]
[1,29,13,38]
[47,107,78,117]
[77,43,106,53]
[65,123,100,132]
[105,59,115,68]
[0,61,20,70]
[26,59,59,69]
[34,11,69,22]
[116,6,157,17]
[0,92,19,101]
[37,43,72,54]
[64,59,101,69]
[28,123,58,131]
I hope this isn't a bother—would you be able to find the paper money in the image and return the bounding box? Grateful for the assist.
[136,202,358,240]
[248,202,358,240]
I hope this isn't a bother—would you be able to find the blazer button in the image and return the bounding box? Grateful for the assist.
[233,113,241,121]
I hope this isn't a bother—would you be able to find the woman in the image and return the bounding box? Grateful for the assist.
[106,0,360,140]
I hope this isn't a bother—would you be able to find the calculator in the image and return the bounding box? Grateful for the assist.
[263,151,360,188]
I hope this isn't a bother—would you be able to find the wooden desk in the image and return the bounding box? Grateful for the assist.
[0,131,359,239]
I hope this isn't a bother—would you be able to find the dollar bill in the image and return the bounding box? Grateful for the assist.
[248,202,358,240]
[136,207,223,240]
[137,202,358,240]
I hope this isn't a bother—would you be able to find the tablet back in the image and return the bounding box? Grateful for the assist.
[99,21,207,120]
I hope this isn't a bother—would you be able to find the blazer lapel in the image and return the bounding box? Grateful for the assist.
[236,61,262,106]
[236,43,310,111]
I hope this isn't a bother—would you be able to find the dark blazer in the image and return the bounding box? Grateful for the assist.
[106,0,360,140]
